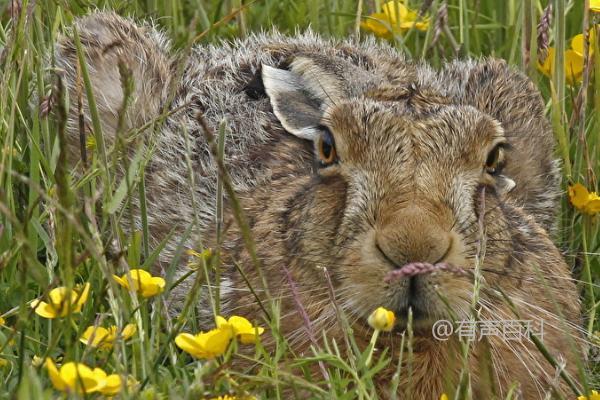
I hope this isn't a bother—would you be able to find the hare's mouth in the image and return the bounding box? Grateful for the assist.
[392,297,439,333]
[385,262,469,332]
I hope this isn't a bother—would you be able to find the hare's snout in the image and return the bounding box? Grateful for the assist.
[374,205,456,267]
[374,213,452,268]
[363,205,468,327]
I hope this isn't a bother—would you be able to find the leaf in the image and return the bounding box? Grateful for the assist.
[105,147,145,215]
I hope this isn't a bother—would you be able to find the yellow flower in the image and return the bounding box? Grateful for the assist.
[568,183,600,215]
[175,327,233,359]
[538,47,554,77]
[80,324,137,349]
[361,1,428,38]
[30,283,90,319]
[94,369,123,396]
[538,27,598,86]
[361,13,393,38]
[571,29,596,57]
[0,316,5,326]
[215,315,265,345]
[578,390,600,400]
[537,47,585,85]
[590,0,600,13]
[208,396,256,400]
[44,358,123,395]
[367,307,396,331]
[564,49,585,84]
[32,355,44,367]
[45,358,104,394]
[186,248,213,270]
[113,269,165,298]
[440,395,449,400]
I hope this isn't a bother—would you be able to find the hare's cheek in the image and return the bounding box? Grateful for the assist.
[307,175,348,231]
[425,275,474,320]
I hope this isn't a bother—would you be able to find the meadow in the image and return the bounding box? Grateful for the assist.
[0,0,599,398]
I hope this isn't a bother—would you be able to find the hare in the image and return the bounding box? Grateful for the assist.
[55,12,584,399]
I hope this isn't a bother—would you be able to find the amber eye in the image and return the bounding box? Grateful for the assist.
[317,127,338,167]
[485,143,506,175]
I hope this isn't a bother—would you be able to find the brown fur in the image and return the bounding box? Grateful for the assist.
[56,12,584,399]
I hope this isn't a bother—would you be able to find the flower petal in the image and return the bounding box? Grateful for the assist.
[146,277,166,295]
[361,13,393,38]
[92,367,107,380]
[100,374,122,395]
[175,333,204,358]
[60,362,105,393]
[382,1,409,23]
[75,283,91,308]
[175,328,234,359]
[584,199,600,215]
[564,49,585,84]
[80,326,111,348]
[228,316,253,333]
[115,270,165,297]
[202,328,233,357]
[45,358,68,392]
[569,183,591,209]
[130,269,152,282]
[140,282,163,298]
[31,301,58,319]
[571,33,586,56]
[48,287,70,307]
[121,324,137,340]
[113,275,130,289]
[238,329,264,345]
[537,47,555,77]
[215,315,229,329]
[222,316,265,344]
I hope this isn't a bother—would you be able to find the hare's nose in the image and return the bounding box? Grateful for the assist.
[375,208,452,268]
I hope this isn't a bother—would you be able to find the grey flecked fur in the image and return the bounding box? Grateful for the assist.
[55,12,579,397]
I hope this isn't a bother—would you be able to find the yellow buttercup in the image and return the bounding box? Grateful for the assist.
[30,283,90,319]
[113,269,166,298]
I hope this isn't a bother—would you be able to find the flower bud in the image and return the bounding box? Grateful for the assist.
[367,307,395,332]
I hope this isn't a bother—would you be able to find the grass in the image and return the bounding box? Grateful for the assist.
[0,0,599,398]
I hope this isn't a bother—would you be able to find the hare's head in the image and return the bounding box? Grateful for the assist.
[255,57,568,333]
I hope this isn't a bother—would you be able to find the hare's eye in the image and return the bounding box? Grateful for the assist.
[317,127,338,167]
[485,143,507,175]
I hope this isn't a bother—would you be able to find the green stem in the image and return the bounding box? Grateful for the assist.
[364,329,380,367]
[582,217,595,335]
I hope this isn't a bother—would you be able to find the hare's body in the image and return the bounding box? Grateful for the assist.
[57,13,583,399]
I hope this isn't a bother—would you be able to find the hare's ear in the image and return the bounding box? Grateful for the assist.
[446,58,559,231]
[262,58,343,140]
[56,12,173,147]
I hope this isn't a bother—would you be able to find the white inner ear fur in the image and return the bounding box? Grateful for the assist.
[262,64,322,141]
[498,175,516,193]
[262,64,305,95]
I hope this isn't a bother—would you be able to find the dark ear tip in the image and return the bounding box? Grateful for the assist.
[243,66,266,100]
